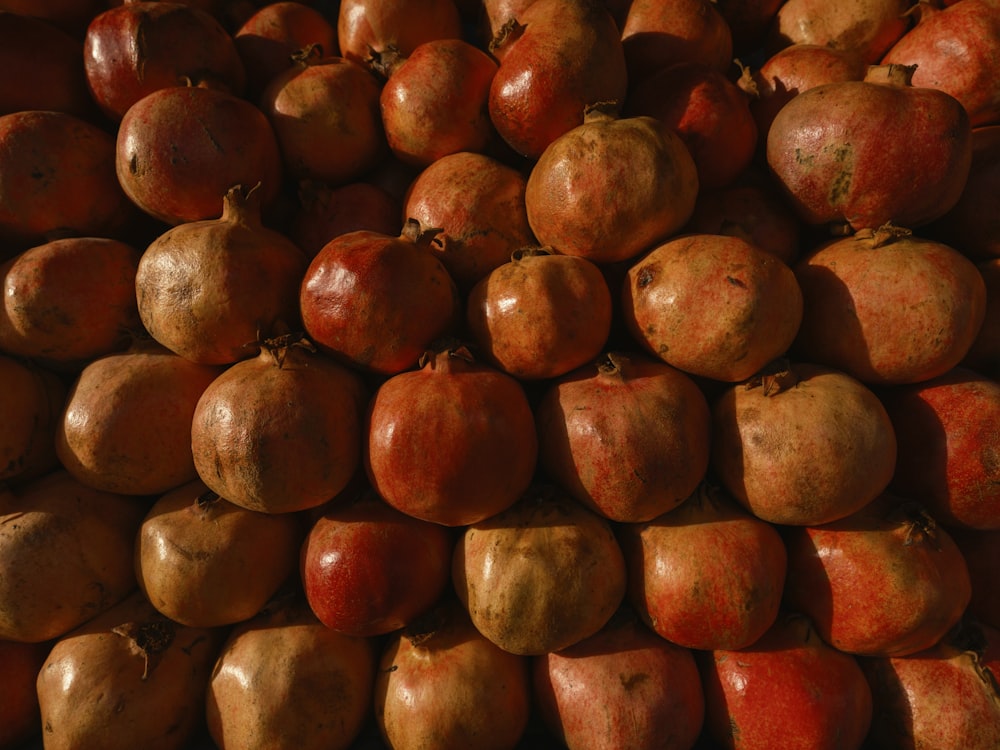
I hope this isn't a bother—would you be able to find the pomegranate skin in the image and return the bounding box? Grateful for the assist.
[881,0,1000,127]
[766,64,973,232]
[488,0,628,160]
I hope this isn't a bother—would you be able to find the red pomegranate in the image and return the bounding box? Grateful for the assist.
[622,233,803,383]
[364,343,538,527]
[337,0,464,68]
[535,351,711,523]
[619,482,788,651]
[881,0,1000,127]
[782,493,972,657]
[466,247,613,381]
[699,612,874,750]
[524,104,700,264]
[792,226,987,385]
[83,1,247,121]
[300,220,461,375]
[402,150,537,292]
[0,354,66,484]
[488,0,628,159]
[766,63,973,232]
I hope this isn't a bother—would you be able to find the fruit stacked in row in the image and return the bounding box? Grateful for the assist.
[1,0,999,749]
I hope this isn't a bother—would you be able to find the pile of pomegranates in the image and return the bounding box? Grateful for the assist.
[2,0,999,748]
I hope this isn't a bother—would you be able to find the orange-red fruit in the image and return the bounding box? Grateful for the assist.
[533,608,705,750]
[488,0,628,159]
[0,471,145,644]
[116,85,283,225]
[699,612,874,750]
[0,110,132,246]
[466,248,612,381]
[402,151,536,292]
[300,220,461,375]
[260,51,386,185]
[620,484,788,651]
[191,336,367,515]
[83,1,247,121]
[135,184,309,366]
[0,638,49,748]
[766,63,972,232]
[0,237,141,368]
[881,0,1000,127]
[711,362,898,526]
[783,494,972,657]
[135,479,303,627]
[452,485,627,655]
[792,228,987,385]
[622,233,803,382]
[336,0,464,68]
[206,595,376,750]
[376,38,499,168]
[525,107,699,264]
[364,344,538,527]
[56,343,224,496]
[535,351,711,523]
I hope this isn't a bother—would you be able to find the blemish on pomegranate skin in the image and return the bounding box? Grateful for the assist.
[637,267,655,287]
[726,276,747,288]
[620,672,650,691]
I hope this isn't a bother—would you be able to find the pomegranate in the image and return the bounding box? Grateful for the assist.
[36,590,225,750]
[488,0,628,159]
[291,180,402,258]
[259,49,386,185]
[206,594,376,750]
[135,479,303,627]
[524,105,700,264]
[0,355,66,483]
[0,110,133,246]
[0,470,145,644]
[56,341,224,496]
[535,351,711,522]
[619,482,788,651]
[233,0,339,95]
[83,1,247,121]
[0,236,141,369]
[337,0,464,68]
[881,0,1000,127]
[533,606,705,750]
[767,0,911,63]
[135,184,309,365]
[191,334,367,515]
[299,220,461,375]
[622,233,803,383]
[0,638,49,748]
[741,43,867,142]
[301,489,454,637]
[0,12,96,118]
[711,361,898,526]
[792,226,987,385]
[466,247,613,380]
[626,61,759,189]
[878,367,1000,531]
[861,628,1000,749]
[0,0,106,37]
[364,342,538,527]
[374,598,532,750]
[401,150,537,292]
[930,125,1000,260]
[372,38,499,167]
[783,494,973,656]
[116,84,283,225]
[620,0,734,83]
[682,173,802,265]
[766,63,973,232]
[452,484,627,655]
[699,612,874,750]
